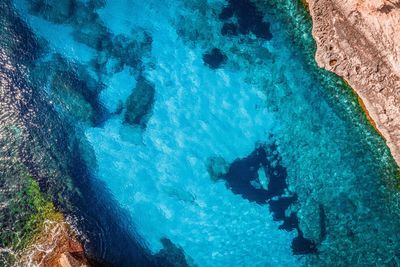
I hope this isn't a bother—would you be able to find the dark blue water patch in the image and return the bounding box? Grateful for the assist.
[153,238,190,267]
[124,75,155,128]
[63,140,192,266]
[270,197,317,254]
[221,144,287,204]
[219,0,272,40]
[279,212,298,232]
[219,5,234,20]
[270,198,318,254]
[270,195,298,227]
[292,229,318,255]
[67,141,157,266]
[208,143,317,255]
[221,23,238,36]
[202,48,227,69]
[18,98,180,267]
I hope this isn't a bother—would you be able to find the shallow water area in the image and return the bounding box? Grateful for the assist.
[2,0,400,266]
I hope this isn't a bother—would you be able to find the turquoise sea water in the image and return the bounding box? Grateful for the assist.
[1,0,400,266]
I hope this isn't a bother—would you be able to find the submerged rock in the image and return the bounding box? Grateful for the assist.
[124,76,155,128]
[27,0,153,75]
[31,54,106,125]
[208,143,317,255]
[219,0,272,40]
[51,71,97,123]
[154,238,190,267]
[202,48,227,69]
[206,156,229,180]
[29,0,76,23]
[221,23,238,36]
[218,144,288,204]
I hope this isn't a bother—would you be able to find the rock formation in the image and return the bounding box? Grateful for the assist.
[306,0,400,166]
[19,220,90,267]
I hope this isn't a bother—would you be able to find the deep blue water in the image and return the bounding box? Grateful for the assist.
[1,0,400,266]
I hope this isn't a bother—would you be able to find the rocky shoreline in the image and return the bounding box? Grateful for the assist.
[305,0,400,166]
[19,219,90,267]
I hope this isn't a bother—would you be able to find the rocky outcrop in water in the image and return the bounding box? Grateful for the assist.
[18,220,90,267]
[306,0,400,166]
[124,76,155,128]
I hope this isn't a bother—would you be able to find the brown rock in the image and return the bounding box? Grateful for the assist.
[19,220,90,267]
[306,0,400,166]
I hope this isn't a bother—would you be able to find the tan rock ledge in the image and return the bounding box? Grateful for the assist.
[305,0,400,167]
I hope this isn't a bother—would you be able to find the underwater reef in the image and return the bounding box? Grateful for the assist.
[1,0,400,266]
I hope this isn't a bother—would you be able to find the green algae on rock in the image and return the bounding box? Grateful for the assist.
[0,164,62,264]
[13,175,63,249]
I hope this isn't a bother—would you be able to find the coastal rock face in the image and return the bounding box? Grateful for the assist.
[306,0,400,165]
[19,220,90,267]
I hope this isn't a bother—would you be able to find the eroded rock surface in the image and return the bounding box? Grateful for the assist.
[19,220,90,267]
[306,0,400,166]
